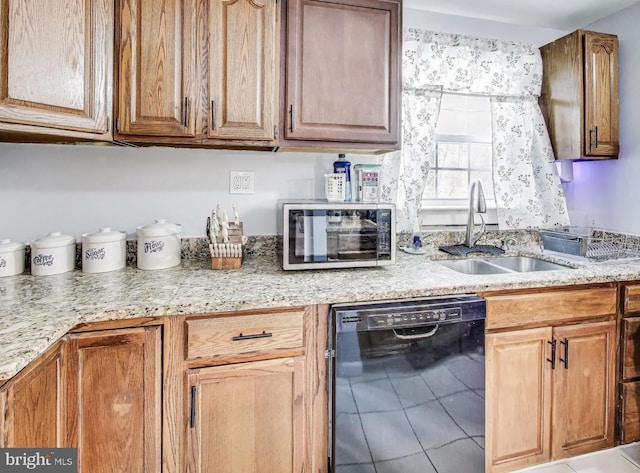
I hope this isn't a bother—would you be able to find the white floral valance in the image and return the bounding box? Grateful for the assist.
[403,29,543,97]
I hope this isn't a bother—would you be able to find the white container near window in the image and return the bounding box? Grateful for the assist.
[136,219,182,270]
[0,239,26,277]
[81,228,127,273]
[30,232,76,276]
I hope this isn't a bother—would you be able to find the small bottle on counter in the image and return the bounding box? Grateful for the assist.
[333,154,352,202]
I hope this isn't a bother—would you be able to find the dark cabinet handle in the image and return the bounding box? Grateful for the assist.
[590,126,599,149]
[547,339,557,369]
[289,104,295,133]
[232,331,273,341]
[211,100,216,130]
[190,385,197,428]
[184,97,190,128]
[559,337,569,369]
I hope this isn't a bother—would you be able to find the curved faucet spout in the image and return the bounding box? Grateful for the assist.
[464,180,487,247]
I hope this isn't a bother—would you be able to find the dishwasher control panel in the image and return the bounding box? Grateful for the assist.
[333,296,486,333]
[367,307,461,328]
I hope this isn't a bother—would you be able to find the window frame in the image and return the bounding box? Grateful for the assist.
[420,93,497,228]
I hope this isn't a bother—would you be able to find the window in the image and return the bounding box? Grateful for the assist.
[421,93,497,227]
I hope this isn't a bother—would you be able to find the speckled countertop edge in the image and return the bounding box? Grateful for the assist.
[2,233,640,380]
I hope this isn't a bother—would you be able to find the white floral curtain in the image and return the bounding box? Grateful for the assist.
[381,28,570,231]
[380,90,441,233]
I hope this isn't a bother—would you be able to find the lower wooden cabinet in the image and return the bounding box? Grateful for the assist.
[186,357,305,473]
[619,293,640,443]
[486,319,616,473]
[0,340,65,448]
[0,304,318,473]
[66,326,162,473]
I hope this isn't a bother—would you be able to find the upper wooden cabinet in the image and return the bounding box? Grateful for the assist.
[0,0,113,141]
[539,30,619,160]
[208,0,279,141]
[281,0,401,150]
[115,0,279,145]
[116,0,198,137]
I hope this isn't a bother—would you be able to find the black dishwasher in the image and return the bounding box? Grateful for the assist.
[328,295,486,473]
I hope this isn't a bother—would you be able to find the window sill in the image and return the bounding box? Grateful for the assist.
[420,205,498,227]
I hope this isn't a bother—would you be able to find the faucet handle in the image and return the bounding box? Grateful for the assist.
[501,237,518,252]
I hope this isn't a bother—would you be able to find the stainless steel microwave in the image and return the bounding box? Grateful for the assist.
[279,201,396,270]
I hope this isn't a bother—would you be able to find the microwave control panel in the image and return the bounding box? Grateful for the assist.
[376,208,393,259]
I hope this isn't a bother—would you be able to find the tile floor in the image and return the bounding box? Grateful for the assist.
[513,443,640,473]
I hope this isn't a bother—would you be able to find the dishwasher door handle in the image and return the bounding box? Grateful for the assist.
[392,325,439,340]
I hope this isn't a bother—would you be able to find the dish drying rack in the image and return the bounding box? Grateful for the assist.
[540,226,640,262]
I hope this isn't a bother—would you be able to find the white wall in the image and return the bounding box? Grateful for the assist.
[402,8,568,45]
[0,143,382,241]
[561,2,640,232]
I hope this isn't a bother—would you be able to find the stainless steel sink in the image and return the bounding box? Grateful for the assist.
[490,256,570,272]
[437,259,510,274]
[438,256,573,275]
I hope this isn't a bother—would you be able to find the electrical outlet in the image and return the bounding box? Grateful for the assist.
[229,171,254,194]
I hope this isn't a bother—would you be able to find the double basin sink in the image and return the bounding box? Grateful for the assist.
[438,256,573,275]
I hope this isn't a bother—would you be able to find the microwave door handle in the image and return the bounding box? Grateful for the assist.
[392,325,439,340]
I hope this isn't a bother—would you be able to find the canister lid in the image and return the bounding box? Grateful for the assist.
[136,219,182,238]
[31,232,76,249]
[0,239,26,252]
[82,228,127,244]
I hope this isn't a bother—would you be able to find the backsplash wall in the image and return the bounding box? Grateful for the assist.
[0,142,382,242]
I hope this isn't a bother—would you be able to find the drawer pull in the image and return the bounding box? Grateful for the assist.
[232,331,273,341]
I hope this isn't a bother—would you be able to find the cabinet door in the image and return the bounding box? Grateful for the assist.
[0,0,113,137]
[551,320,616,458]
[208,0,278,140]
[187,357,304,473]
[66,327,162,473]
[621,317,640,380]
[117,0,197,136]
[583,31,619,157]
[285,0,399,144]
[620,381,640,444]
[486,327,553,473]
[0,341,65,448]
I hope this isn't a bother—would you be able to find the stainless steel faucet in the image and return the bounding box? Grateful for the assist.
[464,180,487,247]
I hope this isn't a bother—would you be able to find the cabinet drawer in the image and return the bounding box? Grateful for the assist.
[622,317,640,380]
[624,285,640,314]
[185,310,304,362]
[485,286,617,329]
[620,381,640,443]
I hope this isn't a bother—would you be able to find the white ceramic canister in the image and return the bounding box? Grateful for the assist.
[0,239,26,277]
[30,232,76,276]
[81,228,127,273]
[136,219,182,270]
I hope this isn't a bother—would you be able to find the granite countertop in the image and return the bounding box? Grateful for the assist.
[2,245,640,381]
